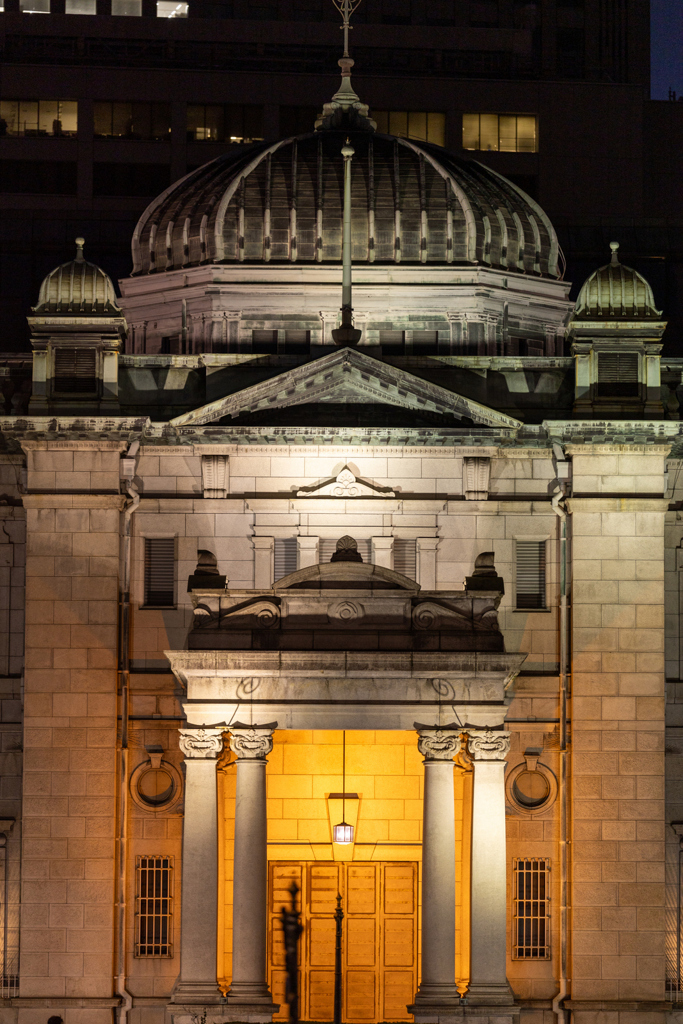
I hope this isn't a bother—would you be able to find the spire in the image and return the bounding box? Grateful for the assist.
[315,0,376,133]
[332,140,362,346]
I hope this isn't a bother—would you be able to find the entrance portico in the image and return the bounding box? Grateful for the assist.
[167,557,524,1024]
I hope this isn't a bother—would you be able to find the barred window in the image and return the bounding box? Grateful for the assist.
[597,353,639,398]
[393,539,417,579]
[143,538,175,607]
[274,538,297,581]
[516,541,546,610]
[135,856,173,957]
[53,348,97,394]
[513,858,550,959]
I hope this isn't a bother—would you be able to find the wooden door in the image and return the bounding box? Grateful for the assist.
[268,862,418,1023]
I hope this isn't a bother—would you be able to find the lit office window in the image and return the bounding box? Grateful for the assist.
[20,0,50,10]
[187,104,264,143]
[112,0,142,11]
[94,102,171,141]
[513,859,550,959]
[135,857,173,958]
[65,0,95,12]
[157,1,188,15]
[462,114,537,153]
[0,100,77,137]
[373,110,445,147]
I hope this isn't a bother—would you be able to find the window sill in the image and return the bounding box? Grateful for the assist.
[513,607,551,613]
[141,604,177,610]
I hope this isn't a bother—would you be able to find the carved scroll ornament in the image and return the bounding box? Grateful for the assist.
[229,724,277,761]
[415,724,462,762]
[179,727,225,760]
[466,728,511,761]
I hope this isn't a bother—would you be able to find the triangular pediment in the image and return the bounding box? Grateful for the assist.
[169,348,522,429]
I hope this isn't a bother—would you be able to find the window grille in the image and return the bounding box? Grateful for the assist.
[513,858,550,959]
[393,539,417,579]
[53,348,97,394]
[274,538,298,581]
[597,353,639,398]
[319,538,371,564]
[135,856,173,957]
[516,541,546,609]
[379,330,405,356]
[252,330,278,354]
[462,113,537,153]
[143,538,175,607]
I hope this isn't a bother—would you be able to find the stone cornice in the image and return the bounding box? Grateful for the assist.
[22,494,127,509]
[566,498,670,512]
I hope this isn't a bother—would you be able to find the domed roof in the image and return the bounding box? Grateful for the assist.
[131,130,561,278]
[574,242,662,320]
[34,238,121,316]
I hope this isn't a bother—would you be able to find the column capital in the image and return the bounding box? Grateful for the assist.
[179,727,225,760]
[229,722,278,761]
[466,728,511,762]
[414,723,462,762]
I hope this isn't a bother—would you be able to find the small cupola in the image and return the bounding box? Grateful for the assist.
[568,243,666,418]
[28,238,126,415]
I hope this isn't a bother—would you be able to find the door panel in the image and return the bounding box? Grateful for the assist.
[268,861,418,1023]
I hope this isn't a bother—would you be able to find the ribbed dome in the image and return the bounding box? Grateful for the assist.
[34,238,121,316]
[131,132,560,278]
[574,242,662,320]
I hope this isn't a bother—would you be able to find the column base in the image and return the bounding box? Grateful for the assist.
[171,980,224,1004]
[465,982,516,1006]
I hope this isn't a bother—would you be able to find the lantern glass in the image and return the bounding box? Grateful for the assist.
[333,821,354,845]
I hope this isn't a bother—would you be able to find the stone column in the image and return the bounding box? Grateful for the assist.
[466,728,513,1005]
[410,725,461,1013]
[253,536,274,588]
[416,537,438,590]
[226,723,278,1012]
[175,727,225,1004]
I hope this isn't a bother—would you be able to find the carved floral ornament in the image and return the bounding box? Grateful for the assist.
[414,725,511,762]
[228,723,277,761]
[415,725,462,762]
[466,728,511,761]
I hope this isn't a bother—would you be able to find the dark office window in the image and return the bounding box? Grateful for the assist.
[516,541,546,610]
[274,538,297,581]
[93,102,171,141]
[186,104,264,143]
[597,353,639,398]
[283,330,310,355]
[381,0,411,24]
[252,330,278,353]
[0,161,77,194]
[143,538,175,607]
[556,28,584,77]
[247,2,278,17]
[53,348,97,394]
[0,100,77,138]
[373,110,445,147]
[379,331,405,356]
[412,331,438,355]
[292,0,322,19]
[93,163,170,196]
[279,106,318,137]
[194,0,233,14]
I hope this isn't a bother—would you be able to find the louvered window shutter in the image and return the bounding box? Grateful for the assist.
[144,538,175,607]
[274,538,298,580]
[516,541,546,609]
[393,539,417,579]
[597,353,639,397]
[319,538,371,563]
[54,348,97,394]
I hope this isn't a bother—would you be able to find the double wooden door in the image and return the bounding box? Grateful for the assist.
[268,861,418,1023]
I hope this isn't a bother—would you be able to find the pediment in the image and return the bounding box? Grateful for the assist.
[297,467,395,498]
[169,348,522,429]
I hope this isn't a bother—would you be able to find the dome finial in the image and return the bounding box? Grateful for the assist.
[332,139,361,346]
[609,241,620,266]
[315,0,376,132]
[75,237,85,262]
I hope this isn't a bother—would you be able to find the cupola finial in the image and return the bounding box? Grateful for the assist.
[75,236,85,262]
[609,241,620,266]
[315,0,376,132]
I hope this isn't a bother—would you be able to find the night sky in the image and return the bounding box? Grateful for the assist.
[651,0,683,98]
